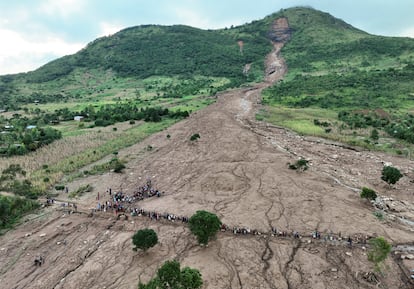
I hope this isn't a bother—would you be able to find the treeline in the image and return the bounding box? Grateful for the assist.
[57,103,190,126]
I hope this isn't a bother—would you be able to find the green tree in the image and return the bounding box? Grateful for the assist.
[381,166,403,185]
[138,260,203,289]
[370,129,379,141]
[132,228,158,252]
[180,267,203,289]
[368,237,391,272]
[189,210,221,245]
[157,260,181,289]
[360,187,377,201]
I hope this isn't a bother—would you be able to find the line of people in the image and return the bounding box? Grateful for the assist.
[93,180,371,247]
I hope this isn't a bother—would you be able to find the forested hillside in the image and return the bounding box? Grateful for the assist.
[261,7,414,152]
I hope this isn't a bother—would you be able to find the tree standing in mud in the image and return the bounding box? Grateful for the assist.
[132,228,158,252]
[189,210,221,245]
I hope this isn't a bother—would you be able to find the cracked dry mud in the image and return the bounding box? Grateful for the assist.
[1,18,414,289]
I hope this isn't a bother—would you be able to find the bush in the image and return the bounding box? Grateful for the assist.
[360,187,377,201]
[190,133,200,141]
[368,237,391,272]
[189,210,221,245]
[373,211,384,221]
[55,185,65,191]
[288,158,309,171]
[69,184,93,198]
[132,228,158,252]
[381,166,403,185]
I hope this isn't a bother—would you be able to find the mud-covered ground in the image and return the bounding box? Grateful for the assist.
[1,21,414,289]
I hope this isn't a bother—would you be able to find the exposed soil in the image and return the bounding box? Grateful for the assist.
[1,18,414,289]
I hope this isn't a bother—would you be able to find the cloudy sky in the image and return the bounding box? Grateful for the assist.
[1,0,413,75]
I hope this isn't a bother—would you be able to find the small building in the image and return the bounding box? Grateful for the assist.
[26,125,37,130]
[74,116,85,122]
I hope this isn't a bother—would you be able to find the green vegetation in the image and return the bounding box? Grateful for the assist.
[132,228,158,252]
[83,158,126,176]
[138,259,202,289]
[0,195,40,230]
[188,210,221,245]
[381,166,403,185]
[288,158,309,171]
[368,237,392,272]
[373,211,384,221]
[0,120,62,156]
[190,133,200,141]
[360,187,377,201]
[0,164,39,199]
[68,184,93,198]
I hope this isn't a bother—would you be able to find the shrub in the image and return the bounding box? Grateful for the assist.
[368,237,391,272]
[55,185,65,191]
[381,166,403,185]
[69,184,93,198]
[373,211,384,221]
[190,133,200,141]
[288,158,309,171]
[111,158,126,173]
[360,187,377,201]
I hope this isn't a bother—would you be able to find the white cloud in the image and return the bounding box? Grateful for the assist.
[399,27,414,38]
[173,8,211,28]
[38,0,85,18]
[0,28,84,74]
[99,22,123,37]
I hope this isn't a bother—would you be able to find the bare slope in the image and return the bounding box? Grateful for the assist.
[1,17,414,289]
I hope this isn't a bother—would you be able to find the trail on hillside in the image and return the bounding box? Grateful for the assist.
[1,18,414,289]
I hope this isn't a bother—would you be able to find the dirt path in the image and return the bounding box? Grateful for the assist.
[1,19,414,289]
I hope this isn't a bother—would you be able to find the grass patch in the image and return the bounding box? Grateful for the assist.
[84,158,126,176]
[260,106,336,136]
